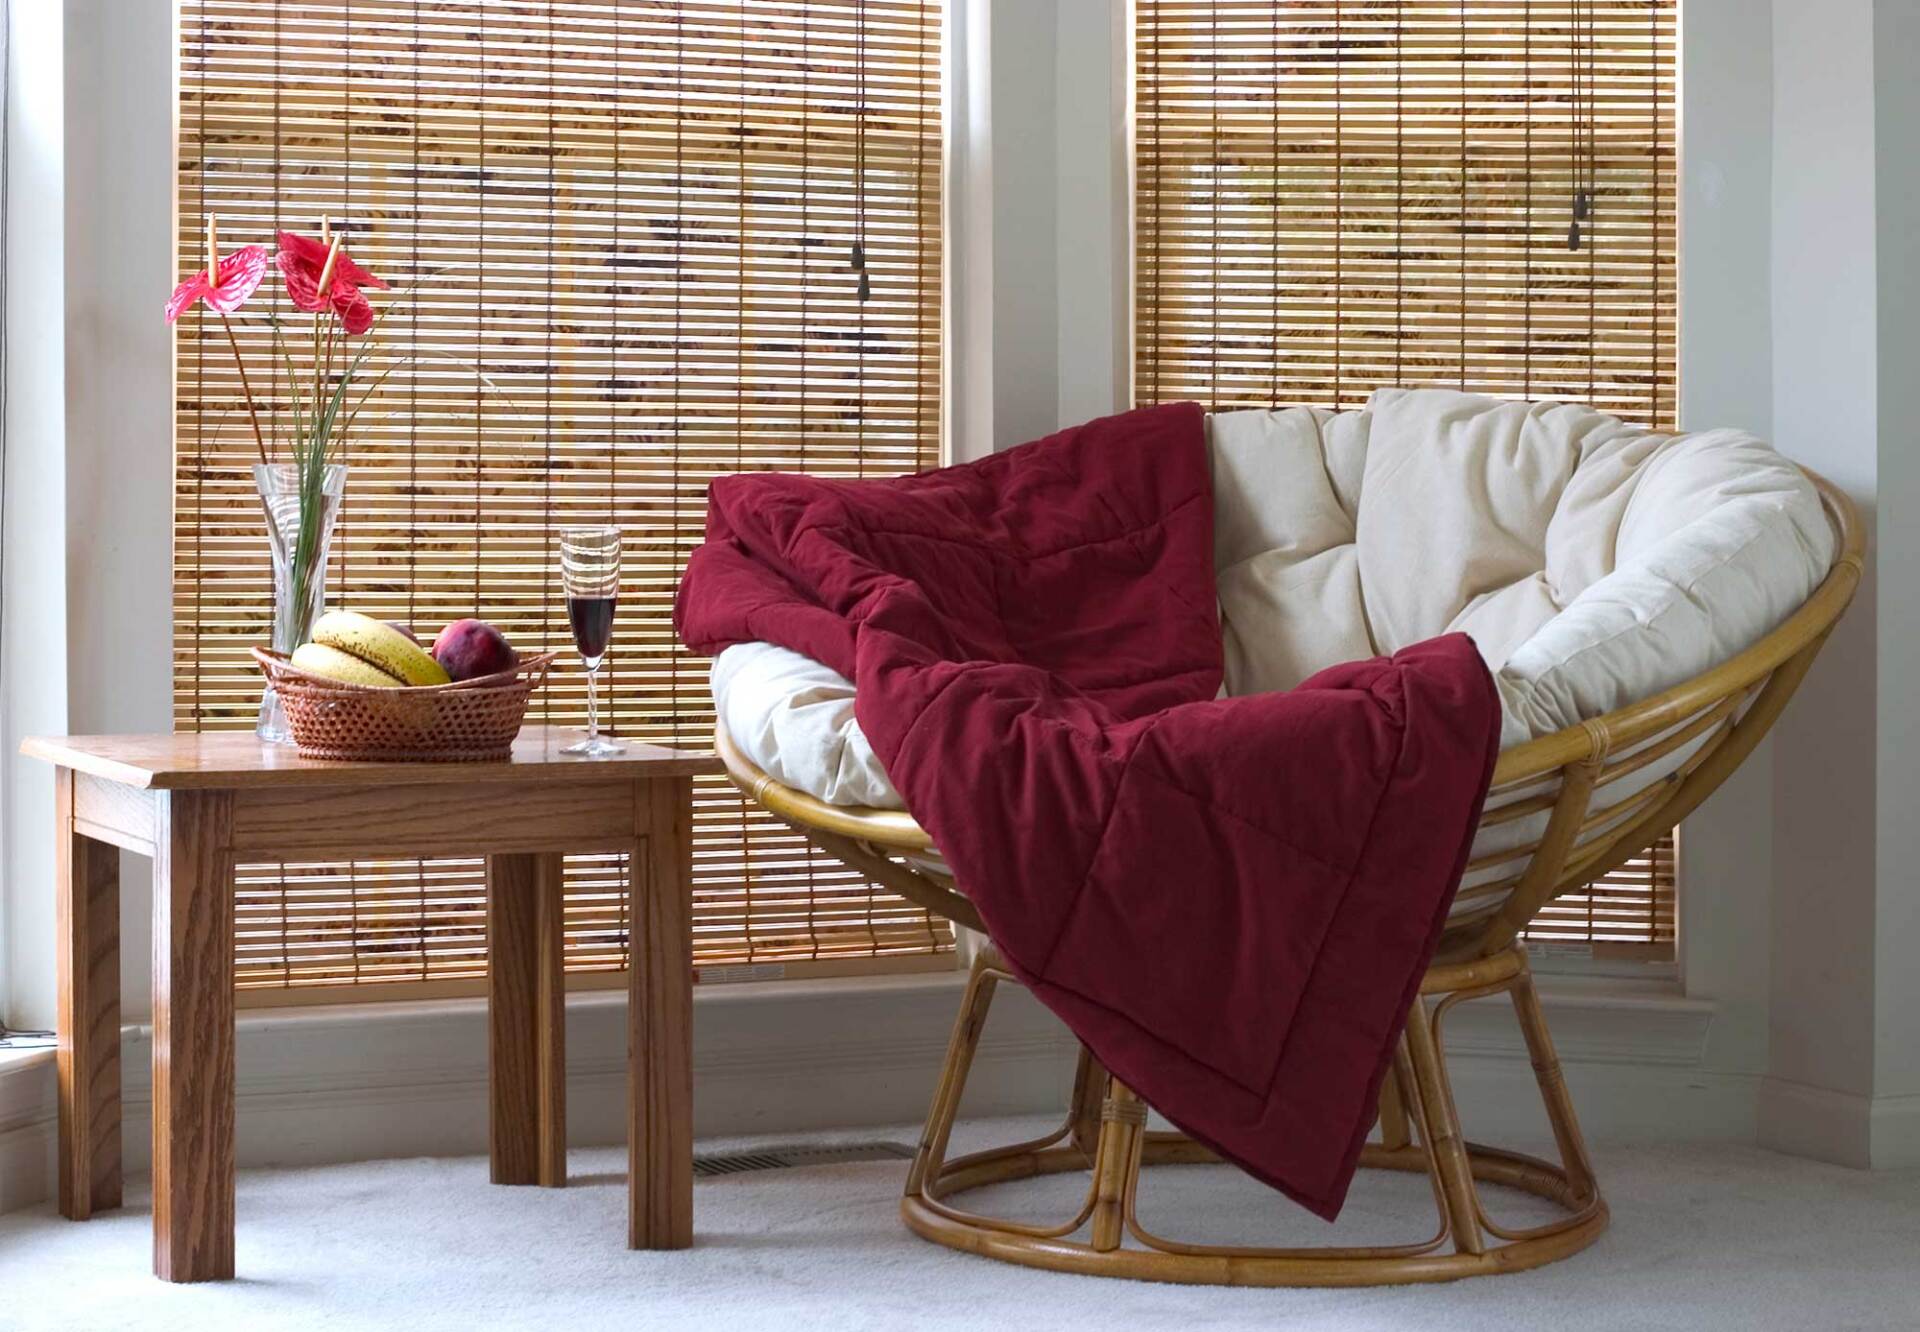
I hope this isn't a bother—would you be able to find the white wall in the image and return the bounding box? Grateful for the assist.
[984,1,1058,449]
[947,0,1060,462]
[948,0,1128,463]
[1051,0,1128,425]
[1869,0,1920,1123]
[1760,0,1920,1169]
[66,0,175,1023]
[1764,0,1880,1155]
[1758,0,1920,1166]
[1,0,173,1033]
[945,0,991,464]
[1672,0,1778,1091]
[2,0,71,1034]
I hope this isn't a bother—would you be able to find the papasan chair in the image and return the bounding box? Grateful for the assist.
[711,389,1863,1285]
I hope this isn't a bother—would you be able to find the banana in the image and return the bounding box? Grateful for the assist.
[290,641,408,688]
[309,611,451,686]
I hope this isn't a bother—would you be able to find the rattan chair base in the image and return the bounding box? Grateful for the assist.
[900,944,1607,1287]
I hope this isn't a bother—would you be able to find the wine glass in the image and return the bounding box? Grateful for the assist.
[560,526,625,756]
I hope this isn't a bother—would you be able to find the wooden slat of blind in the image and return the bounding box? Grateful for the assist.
[1523,830,1677,954]
[176,0,952,998]
[1134,0,1677,956]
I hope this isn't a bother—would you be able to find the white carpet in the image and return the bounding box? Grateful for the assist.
[3,1119,1918,1331]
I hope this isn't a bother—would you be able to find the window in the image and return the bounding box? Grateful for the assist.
[1133,0,1677,957]
[175,0,951,1001]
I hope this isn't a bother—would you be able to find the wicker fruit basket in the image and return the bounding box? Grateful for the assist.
[252,647,559,761]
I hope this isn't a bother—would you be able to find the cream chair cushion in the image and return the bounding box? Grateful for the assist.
[712,390,1836,904]
[1212,388,1834,747]
[712,640,897,808]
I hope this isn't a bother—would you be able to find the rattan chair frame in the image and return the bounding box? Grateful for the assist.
[713,470,1862,1285]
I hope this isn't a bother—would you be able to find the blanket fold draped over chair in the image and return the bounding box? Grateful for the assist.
[675,402,1502,1218]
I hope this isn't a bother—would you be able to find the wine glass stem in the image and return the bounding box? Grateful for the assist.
[585,660,602,742]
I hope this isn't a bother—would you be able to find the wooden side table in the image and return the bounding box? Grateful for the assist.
[22,727,722,1282]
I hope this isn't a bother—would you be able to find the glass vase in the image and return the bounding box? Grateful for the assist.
[254,462,348,744]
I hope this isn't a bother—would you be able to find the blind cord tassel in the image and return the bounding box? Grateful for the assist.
[851,238,869,302]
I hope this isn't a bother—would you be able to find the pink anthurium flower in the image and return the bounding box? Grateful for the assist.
[165,242,268,324]
[277,229,388,336]
[167,218,273,465]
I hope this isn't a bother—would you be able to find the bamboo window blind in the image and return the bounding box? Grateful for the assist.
[1134,0,1677,955]
[175,0,952,1001]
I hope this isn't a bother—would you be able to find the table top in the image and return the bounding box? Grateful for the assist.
[21,725,723,791]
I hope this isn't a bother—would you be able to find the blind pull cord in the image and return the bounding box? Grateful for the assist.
[851,0,870,300]
[1569,0,1594,249]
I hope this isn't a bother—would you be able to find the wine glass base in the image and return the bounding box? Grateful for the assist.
[563,734,627,758]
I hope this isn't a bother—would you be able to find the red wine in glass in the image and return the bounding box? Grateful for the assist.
[567,595,617,661]
[560,525,624,756]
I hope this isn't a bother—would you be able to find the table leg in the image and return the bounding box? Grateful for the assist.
[55,769,122,1220]
[630,777,693,1249]
[487,852,567,1187]
[150,790,236,1283]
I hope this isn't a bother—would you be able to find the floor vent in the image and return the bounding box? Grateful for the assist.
[693,1141,917,1179]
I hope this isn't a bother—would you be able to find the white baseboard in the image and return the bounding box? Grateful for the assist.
[1436,976,1755,1144]
[142,973,1080,1173]
[0,973,1735,1216]
[1870,1093,1920,1168]
[1759,1077,1920,1168]
[1759,1076,1873,1166]
[0,1049,56,1215]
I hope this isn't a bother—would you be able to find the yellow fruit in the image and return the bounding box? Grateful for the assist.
[310,611,450,686]
[290,641,407,688]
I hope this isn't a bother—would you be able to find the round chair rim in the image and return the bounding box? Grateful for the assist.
[714,465,1863,856]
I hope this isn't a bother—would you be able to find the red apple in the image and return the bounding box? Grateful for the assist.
[386,620,422,645]
[432,618,519,682]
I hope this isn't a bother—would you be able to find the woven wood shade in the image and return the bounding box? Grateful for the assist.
[1133,0,1677,955]
[175,0,952,1000]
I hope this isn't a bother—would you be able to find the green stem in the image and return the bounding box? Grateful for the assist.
[219,313,272,466]
[287,310,344,646]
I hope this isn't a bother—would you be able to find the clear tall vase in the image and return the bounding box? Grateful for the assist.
[255,462,348,743]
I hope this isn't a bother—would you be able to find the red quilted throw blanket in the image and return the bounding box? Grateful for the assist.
[676,402,1501,1219]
